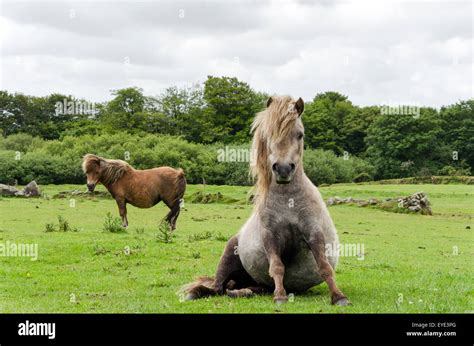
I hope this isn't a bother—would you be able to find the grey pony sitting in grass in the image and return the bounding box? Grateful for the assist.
[182,96,350,306]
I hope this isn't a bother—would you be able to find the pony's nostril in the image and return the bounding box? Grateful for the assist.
[272,163,279,172]
[290,163,296,171]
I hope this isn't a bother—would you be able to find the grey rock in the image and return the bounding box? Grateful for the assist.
[368,198,379,205]
[0,184,20,196]
[23,180,41,196]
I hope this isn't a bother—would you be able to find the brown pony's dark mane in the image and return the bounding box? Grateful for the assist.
[82,154,132,187]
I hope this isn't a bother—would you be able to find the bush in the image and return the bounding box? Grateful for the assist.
[44,216,79,232]
[304,149,374,185]
[353,172,372,183]
[0,150,24,184]
[437,165,471,176]
[0,133,44,152]
[156,221,174,243]
[0,132,375,186]
[375,176,474,184]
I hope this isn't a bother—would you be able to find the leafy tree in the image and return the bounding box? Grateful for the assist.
[439,100,474,170]
[107,87,146,115]
[155,84,209,141]
[101,87,147,131]
[0,91,29,136]
[203,76,265,143]
[0,91,85,139]
[365,108,443,179]
[303,92,357,154]
[341,106,379,156]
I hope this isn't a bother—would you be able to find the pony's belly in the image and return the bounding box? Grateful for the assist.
[239,246,323,292]
[238,227,325,292]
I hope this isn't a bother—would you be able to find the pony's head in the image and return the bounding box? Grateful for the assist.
[251,96,305,199]
[82,154,102,192]
[82,154,130,191]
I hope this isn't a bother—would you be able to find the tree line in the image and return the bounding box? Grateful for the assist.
[0,75,472,181]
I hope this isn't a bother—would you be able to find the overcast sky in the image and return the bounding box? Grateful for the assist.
[0,0,472,107]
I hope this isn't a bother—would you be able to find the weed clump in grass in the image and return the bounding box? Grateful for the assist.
[58,216,72,232]
[44,223,56,233]
[44,215,79,232]
[188,231,213,242]
[189,191,241,204]
[93,244,110,256]
[103,212,126,233]
[156,221,174,243]
[214,232,228,242]
[134,227,145,234]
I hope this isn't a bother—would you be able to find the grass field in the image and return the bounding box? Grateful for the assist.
[0,183,472,313]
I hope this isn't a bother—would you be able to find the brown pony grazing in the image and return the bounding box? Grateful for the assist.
[181,96,349,306]
[82,154,186,230]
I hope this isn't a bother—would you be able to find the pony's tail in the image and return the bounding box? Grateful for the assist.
[175,168,186,200]
[179,276,216,300]
[173,168,186,210]
[164,169,187,230]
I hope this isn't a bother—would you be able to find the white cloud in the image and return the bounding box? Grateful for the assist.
[0,0,472,106]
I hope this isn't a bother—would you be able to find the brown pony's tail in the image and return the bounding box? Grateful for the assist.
[175,168,186,199]
[179,276,216,300]
[164,169,187,230]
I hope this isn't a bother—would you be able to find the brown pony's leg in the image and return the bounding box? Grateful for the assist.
[262,232,287,304]
[116,199,128,228]
[165,199,181,231]
[308,232,350,306]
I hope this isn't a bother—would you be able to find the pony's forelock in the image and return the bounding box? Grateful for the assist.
[82,154,100,173]
[82,154,131,186]
[250,96,302,209]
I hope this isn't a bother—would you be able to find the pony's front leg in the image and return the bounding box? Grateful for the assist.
[263,232,287,304]
[116,199,128,228]
[308,232,350,306]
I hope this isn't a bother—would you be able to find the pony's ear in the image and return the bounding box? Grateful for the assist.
[295,97,304,116]
[266,97,273,108]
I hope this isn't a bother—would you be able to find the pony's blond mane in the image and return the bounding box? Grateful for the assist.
[82,154,132,187]
[250,96,301,209]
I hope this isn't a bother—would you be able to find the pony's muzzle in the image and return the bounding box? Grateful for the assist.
[87,183,96,192]
[272,163,295,184]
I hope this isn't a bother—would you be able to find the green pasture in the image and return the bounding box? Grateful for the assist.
[0,183,472,313]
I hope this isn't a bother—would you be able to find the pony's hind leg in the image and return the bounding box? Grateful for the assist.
[165,199,181,231]
[183,235,248,300]
[308,232,350,306]
[116,199,128,228]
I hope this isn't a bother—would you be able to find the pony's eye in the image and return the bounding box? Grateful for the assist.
[297,132,304,140]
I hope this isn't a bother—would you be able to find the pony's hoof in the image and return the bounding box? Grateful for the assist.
[227,288,253,298]
[333,297,351,306]
[226,290,237,298]
[185,294,196,301]
[274,297,288,304]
